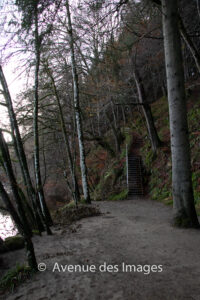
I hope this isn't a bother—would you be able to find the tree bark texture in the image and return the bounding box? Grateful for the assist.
[0,65,44,232]
[162,0,199,227]
[66,0,91,203]
[33,6,53,228]
[132,68,162,153]
[47,67,80,204]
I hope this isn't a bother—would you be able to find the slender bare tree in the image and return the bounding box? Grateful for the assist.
[66,0,91,203]
[0,65,44,232]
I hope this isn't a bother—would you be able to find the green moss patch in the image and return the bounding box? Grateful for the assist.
[108,189,128,201]
[0,236,25,253]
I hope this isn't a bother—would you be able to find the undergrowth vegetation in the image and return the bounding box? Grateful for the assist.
[89,128,133,201]
[52,204,101,226]
[89,85,200,214]
[0,264,33,294]
[140,88,200,213]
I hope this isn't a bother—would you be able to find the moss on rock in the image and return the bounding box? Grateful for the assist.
[0,236,25,253]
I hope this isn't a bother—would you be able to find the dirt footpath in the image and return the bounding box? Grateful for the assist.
[2,199,200,300]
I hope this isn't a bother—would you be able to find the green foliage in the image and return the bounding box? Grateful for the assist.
[104,169,113,180]
[120,148,126,159]
[90,92,200,209]
[92,152,126,201]
[192,172,198,189]
[108,189,128,201]
[144,149,155,169]
[65,200,77,208]
[151,187,160,200]
[163,198,173,206]
[63,198,91,208]
[192,172,200,204]
[188,105,200,122]
[79,198,90,205]
[150,185,172,202]
[113,168,123,186]
[149,159,172,203]
[140,92,200,214]
[0,264,33,293]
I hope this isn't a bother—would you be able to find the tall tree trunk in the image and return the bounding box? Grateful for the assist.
[0,180,37,270]
[132,68,162,153]
[0,66,44,232]
[162,0,199,228]
[151,0,200,75]
[33,6,53,229]
[66,0,91,204]
[46,66,80,204]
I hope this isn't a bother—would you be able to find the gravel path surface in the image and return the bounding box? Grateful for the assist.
[2,199,200,300]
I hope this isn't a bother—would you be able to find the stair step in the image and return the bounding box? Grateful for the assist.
[128,158,141,161]
[128,165,140,167]
[129,187,143,190]
[128,160,141,162]
[129,181,143,183]
[129,185,143,187]
[129,193,143,195]
[128,173,141,174]
[127,154,143,196]
[128,174,141,176]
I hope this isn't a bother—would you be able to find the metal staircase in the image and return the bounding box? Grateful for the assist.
[127,153,144,197]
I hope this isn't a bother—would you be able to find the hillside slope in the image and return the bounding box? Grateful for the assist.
[89,82,200,214]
